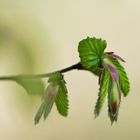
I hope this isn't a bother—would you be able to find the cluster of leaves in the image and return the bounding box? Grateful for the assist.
[12,37,130,124]
[34,73,68,124]
[78,37,130,123]
[13,73,68,124]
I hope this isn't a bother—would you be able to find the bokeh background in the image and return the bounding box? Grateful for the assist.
[0,0,139,140]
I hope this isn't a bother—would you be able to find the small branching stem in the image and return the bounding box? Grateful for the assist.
[0,62,85,81]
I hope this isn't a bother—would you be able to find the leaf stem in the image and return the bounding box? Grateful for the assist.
[0,62,85,81]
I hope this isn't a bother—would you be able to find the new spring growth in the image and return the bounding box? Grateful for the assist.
[0,37,130,124]
[78,37,130,124]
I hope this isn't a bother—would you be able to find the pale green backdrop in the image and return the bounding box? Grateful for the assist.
[0,0,139,140]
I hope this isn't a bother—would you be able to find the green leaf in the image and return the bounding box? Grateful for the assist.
[78,37,107,69]
[48,72,63,83]
[94,70,110,117]
[55,81,69,116]
[49,72,69,116]
[34,101,46,125]
[34,84,58,124]
[15,78,45,96]
[108,78,121,124]
[110,58,130,96]
[34,72,69,124]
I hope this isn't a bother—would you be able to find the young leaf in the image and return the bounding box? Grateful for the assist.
[49,72,69,116]
[94,70,110,117]
[78,37,106,69]
[110,58,130,96]
[34,101,46,125]
[108,78,121,124]
[103,56,121,123]
[48,72,63,83]
[106,64,119,82]
[15,78,45,96]
[55,81,69,116]
[105,52,125,62]
[34,72,69,124]
[34,84,58,124]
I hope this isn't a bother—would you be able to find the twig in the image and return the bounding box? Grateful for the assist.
[0,62,85,81]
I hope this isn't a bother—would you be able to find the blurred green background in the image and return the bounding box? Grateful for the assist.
[0,0,139,140]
